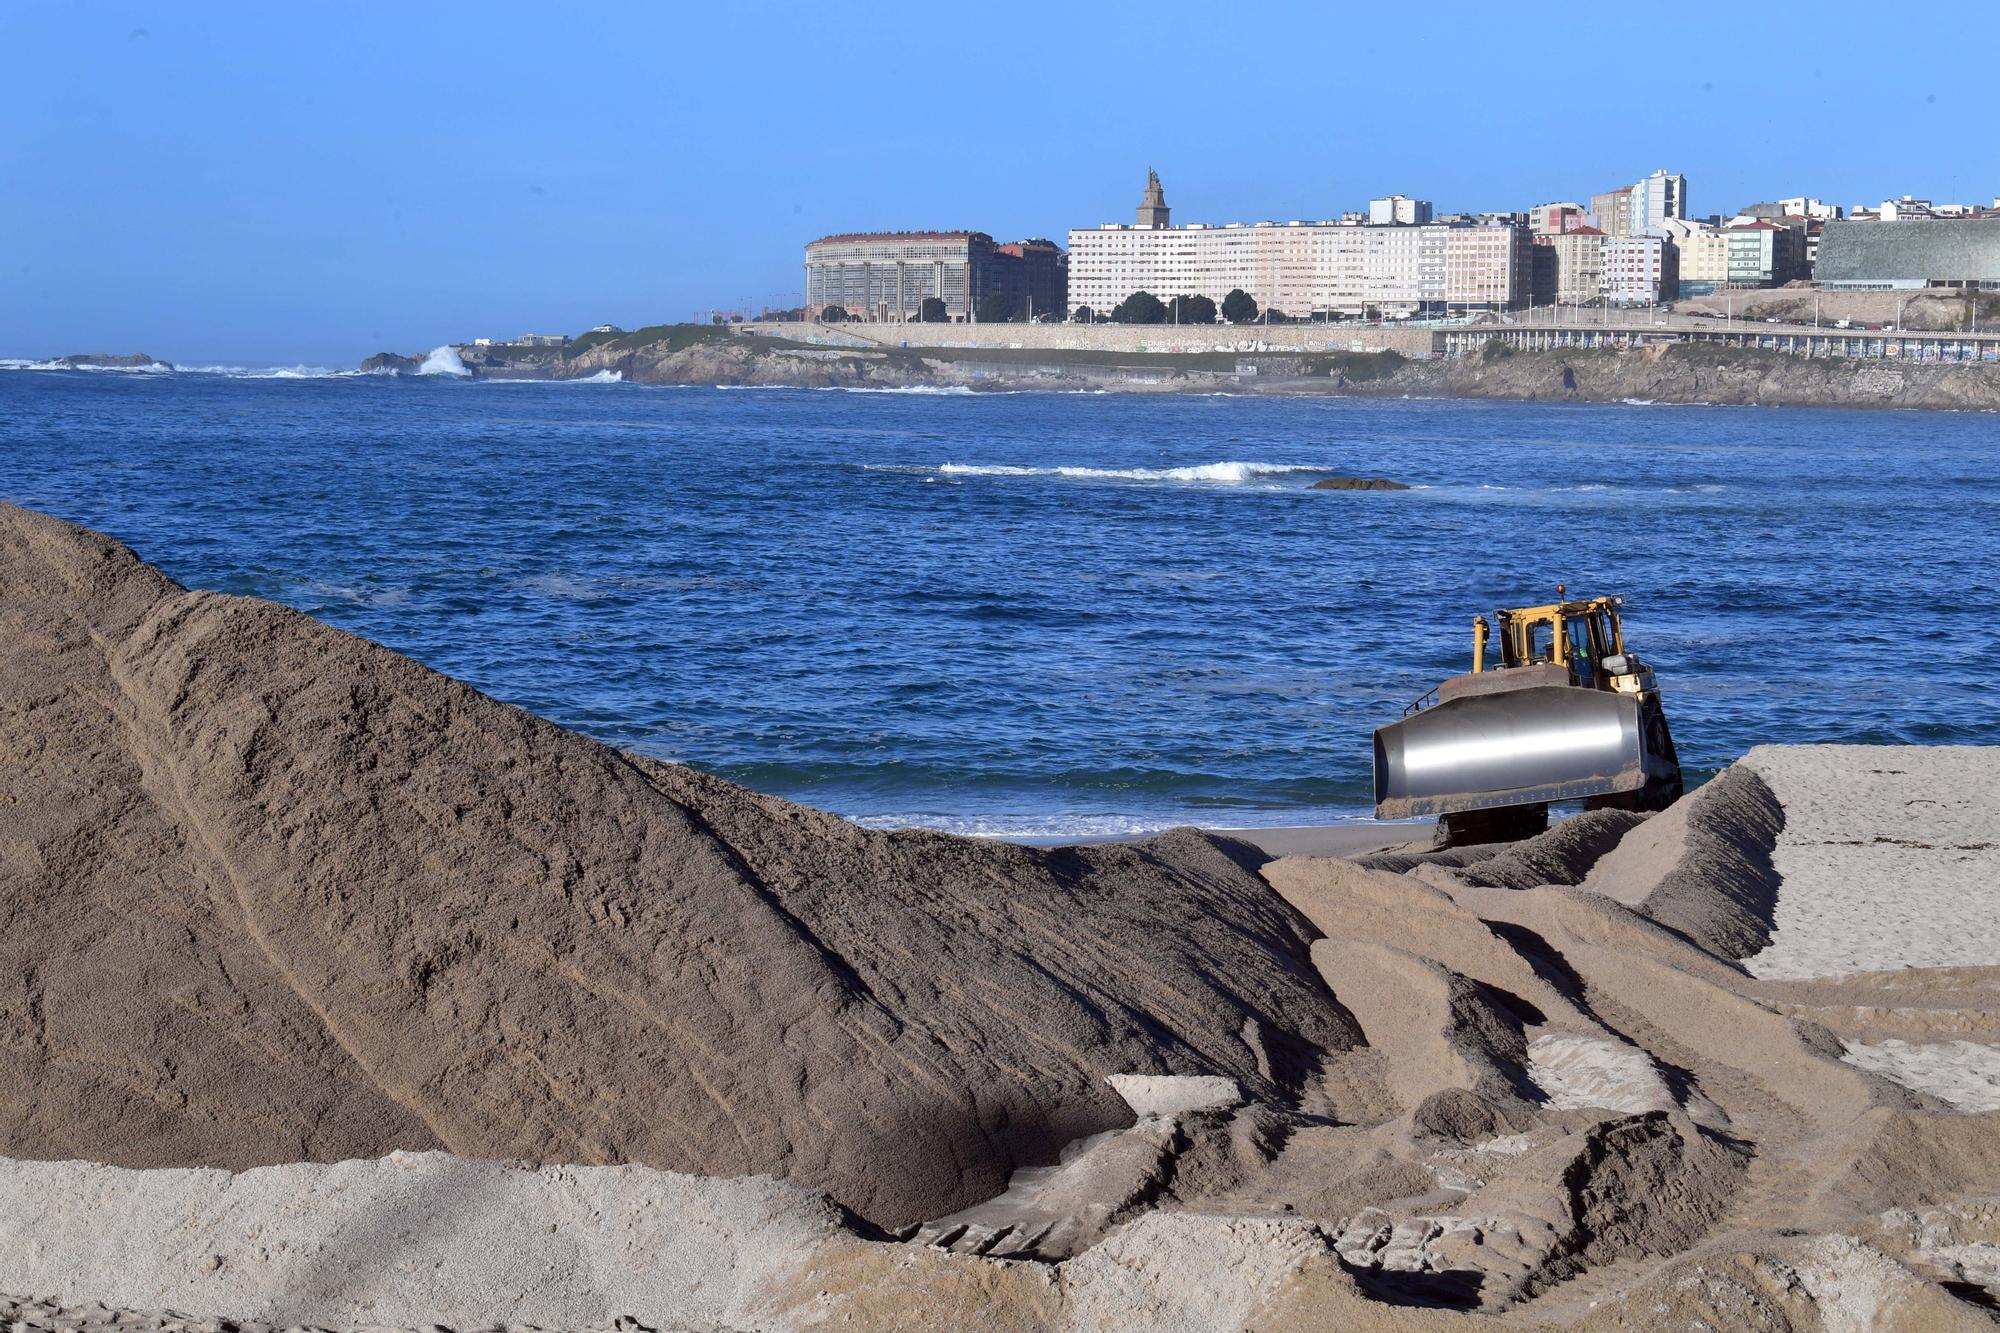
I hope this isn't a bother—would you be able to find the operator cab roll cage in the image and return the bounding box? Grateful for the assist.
[1475,595,1631,689]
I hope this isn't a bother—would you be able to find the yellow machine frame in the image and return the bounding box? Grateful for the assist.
[1471,594,1634,688]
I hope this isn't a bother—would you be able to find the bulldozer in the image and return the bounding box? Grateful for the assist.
[1373,591,1682,846]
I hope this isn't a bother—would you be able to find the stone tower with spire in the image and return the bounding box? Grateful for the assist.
[1136,168,1171,229]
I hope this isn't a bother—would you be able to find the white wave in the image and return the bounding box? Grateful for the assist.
[477,369,624,386]
[812,384,976,395]
[936,460,1325,484]
[847,812,1175,840]
[1620,397,1656,406]
[2,358,172,374]
[179,364,356,379]
[417,345,470,377]
[847,809,1381,842]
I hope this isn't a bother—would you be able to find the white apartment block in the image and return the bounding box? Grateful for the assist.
[1066,219,1529,319]
[1629,170,1688,236]
[1368,195,1433,225]
[1601,235,1676,304]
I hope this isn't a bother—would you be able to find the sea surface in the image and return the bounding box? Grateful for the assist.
[4,364,1997,837]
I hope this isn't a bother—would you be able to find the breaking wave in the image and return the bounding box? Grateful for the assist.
[932,460,1328,484]
[479,370,624,385]
[0,358,172,374]
[828,384,976,395]
[417,345,470,377]
[179,364,357,379]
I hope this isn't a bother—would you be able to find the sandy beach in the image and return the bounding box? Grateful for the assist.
[3,501,1998,1332]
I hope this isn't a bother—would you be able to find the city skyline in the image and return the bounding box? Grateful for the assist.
[4,1,1997,361]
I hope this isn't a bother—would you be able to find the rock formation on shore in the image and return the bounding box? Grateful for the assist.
[386,324,2000,410]
[2,502,1997,1331]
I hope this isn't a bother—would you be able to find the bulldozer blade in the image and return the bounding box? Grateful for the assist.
[1374,685,1660,820]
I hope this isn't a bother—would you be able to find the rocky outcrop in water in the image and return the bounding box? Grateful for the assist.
[1311,475,1411,491]
[51,352,169,369]
[359,351,424,374]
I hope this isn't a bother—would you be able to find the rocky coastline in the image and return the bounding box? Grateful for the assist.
[357,329,2000,412]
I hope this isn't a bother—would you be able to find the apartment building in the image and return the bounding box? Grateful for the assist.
[1629,170,1689,235]
[1530,201,1589,235]
[1590,186,1635,237]
[1368,195,1433,225]
[1536,227,1606,303]
[1601,235,1677,304]
[1667,223,1731,295]
[1067,216,1529,319]
[1725,221,1806,286]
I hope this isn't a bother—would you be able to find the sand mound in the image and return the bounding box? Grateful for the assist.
[0,503,1352,1228]
[1362,809,1650,891]
[1581,762,1786,957]
[1585,745,2000,978]
[7,501,2000,1329]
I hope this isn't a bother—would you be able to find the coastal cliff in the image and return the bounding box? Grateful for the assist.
[1370,341,2000,411]
[356,327,2000,410]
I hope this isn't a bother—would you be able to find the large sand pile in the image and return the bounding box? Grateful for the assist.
[0,502,1350,1229]
[3,503,1998,1331]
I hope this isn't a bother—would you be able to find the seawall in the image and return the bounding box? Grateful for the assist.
[736,320,1443,358]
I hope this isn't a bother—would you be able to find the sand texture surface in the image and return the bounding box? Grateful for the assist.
[3,503,1999,1331]
[1739,745,2000,980]
[0,502,1350,1230]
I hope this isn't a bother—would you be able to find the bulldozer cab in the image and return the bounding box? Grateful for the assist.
[1495,597,1626,687]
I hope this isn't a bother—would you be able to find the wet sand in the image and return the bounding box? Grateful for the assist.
[1027,821,1425,859]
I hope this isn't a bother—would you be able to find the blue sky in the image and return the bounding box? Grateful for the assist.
[3,2,1994,363]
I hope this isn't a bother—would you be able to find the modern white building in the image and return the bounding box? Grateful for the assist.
[1368,195,1433,226]
[1629,170,1689,236]
[1601,235,1676,304]
[1066,174,1528,319]
[1066,218,1529,319]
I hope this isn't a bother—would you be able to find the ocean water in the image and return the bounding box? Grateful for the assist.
[4,365,1997,837]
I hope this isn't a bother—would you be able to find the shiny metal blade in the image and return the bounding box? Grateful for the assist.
[1374,685,1648,818]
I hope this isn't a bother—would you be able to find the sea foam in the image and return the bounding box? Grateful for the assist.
[936,460,1325,484]
[417,345,470,377]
